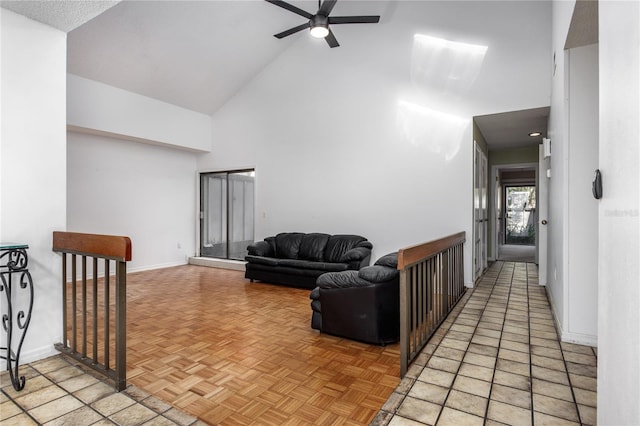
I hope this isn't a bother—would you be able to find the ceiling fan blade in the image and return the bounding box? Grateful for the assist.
[329,15,380,24]
[325,29,339,48]
[265,0,313,19]
[274,22,310,38]
[318,0,338,16]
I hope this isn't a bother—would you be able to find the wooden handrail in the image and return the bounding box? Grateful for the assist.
[398,231,466,270]
[53,231,131,261]
[398,232,466,377]
[52,231,130,391]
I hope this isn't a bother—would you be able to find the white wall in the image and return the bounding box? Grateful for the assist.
[0,9,67,363]
[67,132,198,272]
[566,43,598,344]
[68,74,212,153]
[546,0,575,341]
[597,1,640,423]
[200,1,551,283]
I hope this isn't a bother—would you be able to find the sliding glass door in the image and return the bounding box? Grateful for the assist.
[200,170,254,260]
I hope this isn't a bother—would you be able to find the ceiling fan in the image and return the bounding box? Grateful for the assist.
[265,0,380,48]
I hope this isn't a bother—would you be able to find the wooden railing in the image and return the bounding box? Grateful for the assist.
[52,231,131,391]
[398,232,466,377]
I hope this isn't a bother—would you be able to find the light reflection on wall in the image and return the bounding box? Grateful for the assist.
[411,34,488,95]
[396,100,469,161]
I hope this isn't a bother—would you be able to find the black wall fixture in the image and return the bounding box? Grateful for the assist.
[592,169,602,199]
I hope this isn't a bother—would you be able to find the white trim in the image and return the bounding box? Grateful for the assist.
[0,344,60,370]
[128,261,188,274]
[189,257,246,272]
[561,331,598,347]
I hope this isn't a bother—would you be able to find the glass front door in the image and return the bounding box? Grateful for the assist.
[505,186,536,245]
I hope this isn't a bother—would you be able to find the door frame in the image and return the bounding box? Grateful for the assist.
[490,162,538,262]
[473,141,488,281]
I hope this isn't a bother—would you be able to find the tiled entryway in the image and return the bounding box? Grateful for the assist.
[0,356,205,425]
[372,261,597,425]
[1,261,597,425]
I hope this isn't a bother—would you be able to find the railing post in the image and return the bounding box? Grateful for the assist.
[115,260,127,391]
[399,269,409,377]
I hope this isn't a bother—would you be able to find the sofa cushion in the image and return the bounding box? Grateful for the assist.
[375,252,398,269]
[324,235,368,263]
[275,233,304,259]
[245,255,280,267]
[278,259,349,272]
[299,233,330,261]
[309,287,320,300]
[359,265,399,283]
[317,270,372,288]
[246,241,274,257]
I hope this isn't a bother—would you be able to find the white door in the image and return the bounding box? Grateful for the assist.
[537,144,548,285]
[473,142,488,280]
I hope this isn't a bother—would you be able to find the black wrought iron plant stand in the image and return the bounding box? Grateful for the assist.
[1,244,34,391]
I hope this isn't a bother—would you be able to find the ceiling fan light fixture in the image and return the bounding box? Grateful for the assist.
[310,24,329,38]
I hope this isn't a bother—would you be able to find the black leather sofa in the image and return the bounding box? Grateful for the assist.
[310,252,399,345]
[245,232,372,289]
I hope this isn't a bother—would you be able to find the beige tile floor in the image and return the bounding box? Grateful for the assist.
[0,356,207,425]
[1,261,597,425]
[371,261,597,426]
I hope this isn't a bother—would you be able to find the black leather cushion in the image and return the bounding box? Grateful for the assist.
[275,233,304,259]
[341,246,371,262]
[265,236,276,254]
[246,241,274,257]
[278,259,349,272]
[359,265,399,283]
[375,252,398,268]
[309,287,320,300]
[299,233,330,261]
[324,235,367,263]
[245,255,279,266]
[317,270,372,288]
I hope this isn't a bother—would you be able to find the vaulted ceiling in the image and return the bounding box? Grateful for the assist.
[2,0,549,150]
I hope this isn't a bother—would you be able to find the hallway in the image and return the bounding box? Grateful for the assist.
[497,244,536,263]
[373,261,596,425]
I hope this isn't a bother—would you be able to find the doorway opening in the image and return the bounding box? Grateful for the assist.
[505,185,536,245]
[199,169,255,260]
[493,165,538,263]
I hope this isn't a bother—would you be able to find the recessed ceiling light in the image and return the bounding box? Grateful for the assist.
[529,131,542,137]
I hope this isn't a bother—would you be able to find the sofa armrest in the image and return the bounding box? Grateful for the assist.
[317,271,372,289]
[340,246,372,269]
[246,240,274,257]
[359,265,399,283]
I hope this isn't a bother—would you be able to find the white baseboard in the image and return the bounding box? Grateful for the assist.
[0,344,59,370]
[560,331,598,347]
[189,257,246,272]
[546,289,598,347]
[128,260,188,274]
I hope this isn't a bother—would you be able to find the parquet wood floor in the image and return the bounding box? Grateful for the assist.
[123,265,400,425]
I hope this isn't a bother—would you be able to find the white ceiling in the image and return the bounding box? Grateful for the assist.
[66,0,388,116]
[475,106,549,150]
[0,0,119,32]
[3,0,549,150]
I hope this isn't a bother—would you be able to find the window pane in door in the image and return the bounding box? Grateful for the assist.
[200,170,254,260]
[228,172,254,260]
[200,173,227,258]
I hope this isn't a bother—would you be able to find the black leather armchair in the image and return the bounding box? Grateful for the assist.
[310,253,399,345]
